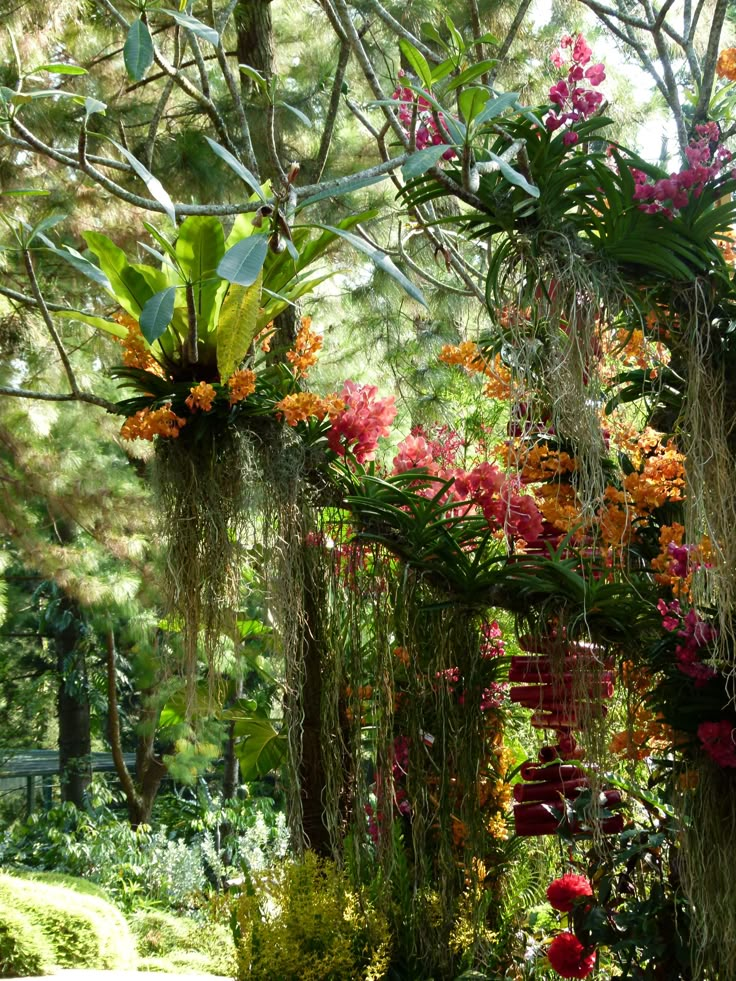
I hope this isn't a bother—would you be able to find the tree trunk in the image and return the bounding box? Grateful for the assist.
[222,677,243,801]
[234,0,284,177]
[55,598,91,808]
[106,629,167,828]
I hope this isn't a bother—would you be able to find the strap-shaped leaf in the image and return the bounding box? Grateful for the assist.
[123,18,153,82]
[139,286,177,344]
[217,234,269,286]
[161,8,219,46]
[108,138,176,224]
[217,272,262,381]
[402,144,449,180]
[314,224,427,307]
[204,136,265,201]
[399,38,433,89]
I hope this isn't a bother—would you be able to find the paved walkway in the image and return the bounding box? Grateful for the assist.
[19,973,226,980]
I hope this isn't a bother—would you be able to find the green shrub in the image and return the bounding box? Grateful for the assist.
[0,904,55,978]
[0,872,137,970]
[130,908,235,976]
[226,852,392,981]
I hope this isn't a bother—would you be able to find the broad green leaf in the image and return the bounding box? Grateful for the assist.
[314,224,427,307]
[37,232,112,290]
[279,100,312,128]
[217,234,269,286]
[57,309,127,338]
[233,710,287,780]
[33,63,87,75]
[402,144,449,179]
[444,60,497,92]
[458,87,489,123]
[420,22,445,47]
[399,38,433,89]
[108,138,176,224]
[445,15,464,53]
[471,31,499,45]
[175,215,224,333]
[139,286,176,343]
[161,9,219,45]
[123,18,153,82]
[217,273,262,381]
[473,91,520,124]
[430,57,458,85]
[83,230,154,315]
[204,136,266,201]
[489,152,539,198]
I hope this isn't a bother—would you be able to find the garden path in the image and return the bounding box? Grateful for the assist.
[19,972,225,980]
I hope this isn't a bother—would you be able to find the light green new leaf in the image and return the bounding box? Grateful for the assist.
[217,272,262,381]
[33,63,87,75]
[444,60,498,92]
[458,87,489,123]
[399,38,433,89]
[124,18,153,82]
[57,310,128,339]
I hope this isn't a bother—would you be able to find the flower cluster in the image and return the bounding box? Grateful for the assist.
[717,47,736,81]
[439,342,513,400]
[120,404,186,441]
[546,873,593,913]
[185,381,217,412]
[698,720,736,767]
[547,931,596,979]
[657,598,718,686]
[454,463,544,543]
[632,123,732,216]
[392,71,454,157]
[227,368,257,404]
[328,381,397,463]
[116,314,165,376]
[286,315,322,377]
[545,34,606,145]
[275,391,343,426]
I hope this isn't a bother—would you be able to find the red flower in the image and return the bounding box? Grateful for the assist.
[547,932,596,978]
[546,873,593,912]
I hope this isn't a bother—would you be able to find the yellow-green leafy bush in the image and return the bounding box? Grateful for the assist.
[130,908,236,976]
[227,852,391,981]
[0,904,55,978]
[0,871,136,970]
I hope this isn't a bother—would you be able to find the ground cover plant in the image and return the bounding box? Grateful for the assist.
[4,0,736,978]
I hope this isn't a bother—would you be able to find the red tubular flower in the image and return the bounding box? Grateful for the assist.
[546,872,593,912]
[547,932,596,978]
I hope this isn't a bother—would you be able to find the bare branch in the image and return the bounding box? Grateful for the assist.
[0,386,118,412]
[23,250,80,397]
[489,0,534,85]
[313,39,351,181]
[692,0,729,127]
[362,0,441,63]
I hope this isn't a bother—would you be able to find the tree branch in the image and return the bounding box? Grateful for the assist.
[312,39,351,181]
[0,386,118,412]
[362,0,441,63]
[489,0,534,85]
[23,250,80,397]
[692,0,729,127]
